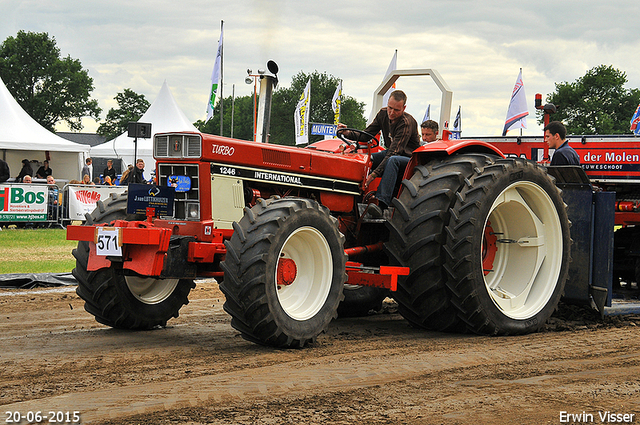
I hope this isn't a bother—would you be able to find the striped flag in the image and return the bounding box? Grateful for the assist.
[630,104,640,135]
[206,26,223,121]
[502,69,529,136]
[450,106,461,139]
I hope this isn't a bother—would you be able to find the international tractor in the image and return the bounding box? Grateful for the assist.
[67,65,614,348]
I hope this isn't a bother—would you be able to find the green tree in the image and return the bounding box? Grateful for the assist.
[270,71,366,145]
[0,30,101,132]
[540,65,640,134]
[199,71,366,145]
[194,92,255,141]
[97,89,150,140]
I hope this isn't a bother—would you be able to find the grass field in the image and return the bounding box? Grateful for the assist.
[0,228,77,274]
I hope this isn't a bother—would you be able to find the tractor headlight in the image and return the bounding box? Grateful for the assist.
[187,202,200,219]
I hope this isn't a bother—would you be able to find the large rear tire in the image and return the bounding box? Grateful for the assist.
[220,197,346,348]
[72,192,194,329]
[385,154,497,331]
[444,158,570,335]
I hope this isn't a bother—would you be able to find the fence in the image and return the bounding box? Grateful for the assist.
[0,183,127,228]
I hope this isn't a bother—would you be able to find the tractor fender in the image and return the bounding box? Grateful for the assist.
[403,138,506,183]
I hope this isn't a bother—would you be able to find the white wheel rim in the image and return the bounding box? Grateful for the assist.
[276,226,333,321]
[482,181,563,319]
[126,276,179,304]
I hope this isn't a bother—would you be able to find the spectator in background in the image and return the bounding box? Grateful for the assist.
[128,159,148,184]
[36,160,53,179]
[92,177,101,185]
[82,158,92,180]
[103,159,117,183]
[119,164,133,186]
[22,175,32,183]
[0,158,9,183]
[46,175,60,221]
[103,175,114,186]
[16,159,32,182]
[82,174,92,185]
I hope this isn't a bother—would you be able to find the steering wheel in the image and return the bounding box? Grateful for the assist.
[336,128,379,151]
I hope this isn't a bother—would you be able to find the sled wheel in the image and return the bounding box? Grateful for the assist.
[72,192,194,329]
[385,154,497,331]
[444,158,570,335]
[220,197,346,348]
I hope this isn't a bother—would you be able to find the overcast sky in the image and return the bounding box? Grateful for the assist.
[2,0,640,138]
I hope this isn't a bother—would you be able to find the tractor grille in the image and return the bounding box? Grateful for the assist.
[157,163,200,220]
[155,134,202,158]
[262,148,291,167]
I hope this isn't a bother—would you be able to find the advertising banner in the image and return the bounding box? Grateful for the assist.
[310,123,337,137]
[127,184,175,216]
[0,184,48,222]
[66,185,127,221]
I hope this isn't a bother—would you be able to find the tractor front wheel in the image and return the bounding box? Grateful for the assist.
[72,192,194,329]
[220,197,346,348]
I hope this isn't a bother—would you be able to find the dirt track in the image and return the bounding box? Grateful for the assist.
[1,280,640,425]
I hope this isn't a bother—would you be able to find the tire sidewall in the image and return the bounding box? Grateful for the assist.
[108,270,187,325]
[469,163,570,333]
[263,204,345,339]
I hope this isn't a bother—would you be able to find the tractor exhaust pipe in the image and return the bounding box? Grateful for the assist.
[254,60,279,143]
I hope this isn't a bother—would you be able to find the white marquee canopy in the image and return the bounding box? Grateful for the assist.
[90,81,198,171]
[0,76,90,182]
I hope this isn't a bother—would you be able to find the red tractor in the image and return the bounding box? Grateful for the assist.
[67,66,613,347]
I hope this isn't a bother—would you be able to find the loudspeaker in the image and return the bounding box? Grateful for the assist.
[128,122,152,138]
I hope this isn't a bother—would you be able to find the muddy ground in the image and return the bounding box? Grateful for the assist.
[1,280,640,425]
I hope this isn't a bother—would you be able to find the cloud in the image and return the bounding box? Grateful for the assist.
[1,0,640,137]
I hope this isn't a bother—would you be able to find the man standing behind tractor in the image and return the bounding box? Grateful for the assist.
[338,89,420,210]
[544,121,580,166]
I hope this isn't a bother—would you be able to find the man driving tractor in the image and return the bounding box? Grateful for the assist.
[337,89,420,210]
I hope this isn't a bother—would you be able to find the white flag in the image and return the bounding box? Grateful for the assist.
[422,104,431,123]
[502,69,528,136]
[294,78,311,145]
[332,81,342,125]
[206,26,223,121]
[381,50,397,107]
[369,50,397,122]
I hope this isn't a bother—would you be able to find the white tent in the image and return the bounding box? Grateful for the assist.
[0,76,90,182]
[90,81,198,171]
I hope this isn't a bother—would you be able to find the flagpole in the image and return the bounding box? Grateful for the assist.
[219,20,224,136]
[231,84,235,138]
[338,79,342,123]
